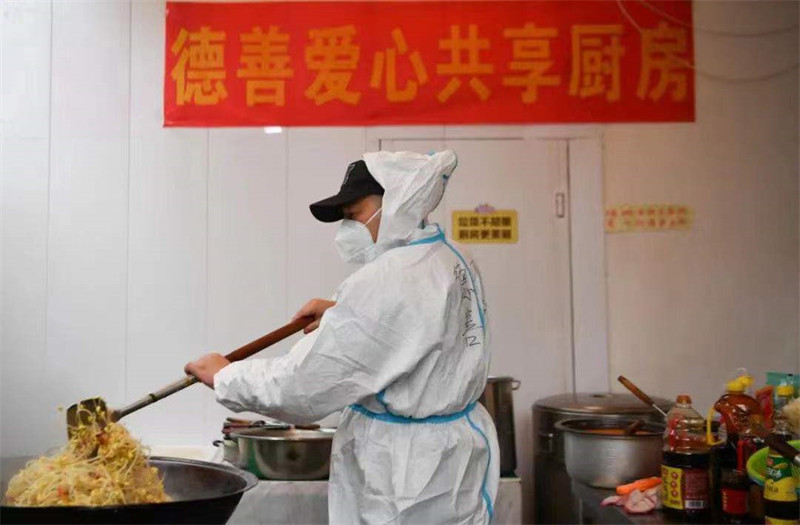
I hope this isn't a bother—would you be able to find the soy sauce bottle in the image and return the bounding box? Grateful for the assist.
[764,384,799,525]
[662,395,712,520]
[721,465,751,523]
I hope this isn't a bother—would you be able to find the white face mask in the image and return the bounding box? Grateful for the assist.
[335,207,382,264]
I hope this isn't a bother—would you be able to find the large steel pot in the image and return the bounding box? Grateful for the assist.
[478,376,520,476]
[533,392,672,524]
[231,427,335,480]
[556,418,665,489]
[0,456,257,524]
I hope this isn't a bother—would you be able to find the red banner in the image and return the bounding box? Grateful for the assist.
[164,1,694,127]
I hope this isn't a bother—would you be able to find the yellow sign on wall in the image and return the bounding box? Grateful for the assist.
[605,204,693,233]
[452,207,518,244]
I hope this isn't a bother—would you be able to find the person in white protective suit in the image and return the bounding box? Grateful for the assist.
[186,150,500,524]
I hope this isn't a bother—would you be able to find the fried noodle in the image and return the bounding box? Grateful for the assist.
[4,406,169,507]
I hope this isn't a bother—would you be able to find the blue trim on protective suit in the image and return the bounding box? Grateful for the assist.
[351,401,495,520]
[350,402,476,424]
[408,230,445,245]
[381,224,492,520]
[466,411,495,520]
[406,226,486,329]
[376,389,389,410]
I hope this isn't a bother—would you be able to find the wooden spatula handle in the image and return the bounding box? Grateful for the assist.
[224,316,314,362]
[617,375,670,419]
[618,376,656,407]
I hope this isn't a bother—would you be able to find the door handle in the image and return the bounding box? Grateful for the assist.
[555,192,566,218]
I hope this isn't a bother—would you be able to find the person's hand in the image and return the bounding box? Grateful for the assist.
[185,353,231,388]
[292,298,336,333]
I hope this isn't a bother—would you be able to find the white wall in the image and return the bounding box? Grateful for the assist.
[1,0,366,455]
[604,1,800,413]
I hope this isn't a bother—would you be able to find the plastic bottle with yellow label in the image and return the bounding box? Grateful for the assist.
[764,384,799,525]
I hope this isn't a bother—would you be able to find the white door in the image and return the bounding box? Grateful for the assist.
[381,138,572,521]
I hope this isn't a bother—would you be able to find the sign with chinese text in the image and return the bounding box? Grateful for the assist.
[453,208,518,244]
[605,204,693,233]
[165,1,695,126]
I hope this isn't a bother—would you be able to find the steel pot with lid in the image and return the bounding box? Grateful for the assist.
[478,376,520,476]
[534,392,672,462]
[533,392,672,524]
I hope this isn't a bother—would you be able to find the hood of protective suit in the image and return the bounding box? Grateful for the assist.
[363,150,456,249]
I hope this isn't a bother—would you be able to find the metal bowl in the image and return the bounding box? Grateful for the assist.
[230,427,335,481]
[556,418,664,489]
[1,456,258,524]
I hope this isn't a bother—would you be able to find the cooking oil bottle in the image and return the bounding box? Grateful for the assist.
[662,394,711,520]
[764,383,799,525]
[714,376,763,444]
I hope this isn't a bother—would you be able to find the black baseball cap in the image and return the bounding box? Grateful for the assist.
[309,160,385,223]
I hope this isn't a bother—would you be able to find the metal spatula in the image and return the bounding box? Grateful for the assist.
[67,316,313,435]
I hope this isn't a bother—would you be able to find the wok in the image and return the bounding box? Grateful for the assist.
[1,456,257,524]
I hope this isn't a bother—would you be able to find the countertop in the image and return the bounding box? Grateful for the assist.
[571,481,753,525]
[572,480,679,525]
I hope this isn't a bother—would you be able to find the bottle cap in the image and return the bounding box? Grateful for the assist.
[676,394,692,404]
[726,379,745,393]
[776,384,794,397]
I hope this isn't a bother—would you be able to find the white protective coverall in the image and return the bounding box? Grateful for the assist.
[215,150,500,524]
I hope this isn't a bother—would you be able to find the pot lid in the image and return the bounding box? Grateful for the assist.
[534,392,672,415]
